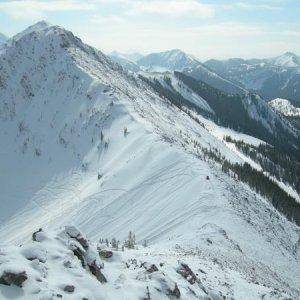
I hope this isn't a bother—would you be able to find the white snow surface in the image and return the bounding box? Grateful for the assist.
[270,52,300,68]
[269,98,300,117]
[1,226,297,300]
[0,23,299,299]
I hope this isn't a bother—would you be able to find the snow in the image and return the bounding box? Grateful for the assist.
[269,98,300,117]
[271,52,300,68]
[0,226,298,299]
[0,22,299,299]
[137,49,200,71]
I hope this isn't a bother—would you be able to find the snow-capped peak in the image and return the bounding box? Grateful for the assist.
[137,49,200,71]
[271,51,300,68]
[12,20,52,41]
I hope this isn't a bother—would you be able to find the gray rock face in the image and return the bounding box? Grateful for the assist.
[98,249,113,259]
[177,262,198,285]
[63,285,75,293]
[0,271,28,287]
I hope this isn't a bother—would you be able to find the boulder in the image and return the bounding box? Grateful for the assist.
[0,271,28,287]
[65,226,89,249]
[88,260,107,283]
[64,285,75,293]
[177,262,198,285]
[141,262,158,273]
[168,283,181,298]
[32,228,46,242]
[99,249,113,259]
[71,244,86,268]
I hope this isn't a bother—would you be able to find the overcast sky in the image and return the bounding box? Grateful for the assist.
[0,0,299,60]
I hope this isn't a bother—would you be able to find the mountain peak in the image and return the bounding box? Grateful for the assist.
[283,51,297,57]
[138,48,199,71]
[12,20,52,42]
[271,51,300,67]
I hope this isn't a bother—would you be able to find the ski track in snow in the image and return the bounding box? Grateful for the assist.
[0,23,299,299]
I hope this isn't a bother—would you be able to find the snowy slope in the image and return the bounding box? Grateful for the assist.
[110,50,143,63]
[109,53,140,72]
[269,98,300,117]
[0,23,299,299]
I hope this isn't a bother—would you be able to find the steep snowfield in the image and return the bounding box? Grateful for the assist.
[0,23,299,298]
[269,98,300,117]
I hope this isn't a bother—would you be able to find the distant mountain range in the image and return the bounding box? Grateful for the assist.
[0,21,300,298]
[109,49,300,106]
[110,50,144,62]
[205,52,300,105]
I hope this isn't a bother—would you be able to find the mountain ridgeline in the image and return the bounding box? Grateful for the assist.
[0,22,300,299]
[204,53,300,105]
[139,72,300,225]
[141,71,300,160]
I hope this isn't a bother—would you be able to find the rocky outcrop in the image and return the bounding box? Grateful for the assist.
[177,262,198,285]
[0,271,27,287]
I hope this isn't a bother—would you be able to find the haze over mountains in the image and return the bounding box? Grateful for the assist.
[0,22,299,299]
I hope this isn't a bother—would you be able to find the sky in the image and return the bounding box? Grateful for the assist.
[0,0,299,60]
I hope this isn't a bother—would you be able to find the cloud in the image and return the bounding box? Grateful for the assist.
[187,22,265,37]
[128,0,214,18]
[234,2,281,10]
[0,0,94,20]
[91,15,125,26]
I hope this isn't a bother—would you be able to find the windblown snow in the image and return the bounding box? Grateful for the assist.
[0,23,299,299]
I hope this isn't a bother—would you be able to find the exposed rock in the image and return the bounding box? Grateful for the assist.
[65,226,89,249]
[32,228,44,242]
[88,260,107,283]
[99,249,113,259]
[0,271,28,287]
[71,244,86,268]
[151,272,181,299]
[141,262,159,273]
[147,264,158,273]
[168,283,181,298]
[64,285,75,293]
[177,262,198,285]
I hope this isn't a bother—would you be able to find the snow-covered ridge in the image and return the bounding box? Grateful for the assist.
[269,98,300,117]
[0,22,300,299]
[1,226,297,299]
